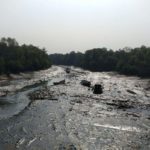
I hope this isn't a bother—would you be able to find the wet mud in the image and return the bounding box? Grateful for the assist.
[0,66,150,150]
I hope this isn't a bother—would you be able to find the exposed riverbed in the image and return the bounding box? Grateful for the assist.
[0,66,150,150]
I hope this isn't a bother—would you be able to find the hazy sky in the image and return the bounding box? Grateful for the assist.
[0,0,150,53]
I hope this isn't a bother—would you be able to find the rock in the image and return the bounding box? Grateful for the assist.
[93,84,103,94]
[28,87,57,100]
[80,80,91,87]
[65,68,71,73]
[76,100,82,104]
[53,80,65,85]
[51,123,56,130]
[69,107,73,111]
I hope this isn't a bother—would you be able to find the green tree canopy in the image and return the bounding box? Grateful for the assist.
[0,37,51,74]
[49,46,150,77]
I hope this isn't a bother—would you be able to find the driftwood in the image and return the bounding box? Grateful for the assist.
[127,89,136,94]
[53,79,65,85]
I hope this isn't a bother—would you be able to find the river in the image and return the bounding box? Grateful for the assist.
[0,66,150,150]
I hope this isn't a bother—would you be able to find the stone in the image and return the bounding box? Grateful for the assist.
[80,80,91,87]
[93,84,103,94]
[65,68,71,73]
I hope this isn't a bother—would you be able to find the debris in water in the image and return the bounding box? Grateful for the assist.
[127,89,136,94]
[106,99,134,109]
[7,125,12,132]
[27,137,37,147]
[22,127,27,134]
[93,123,141,132]
[16,138,25,148]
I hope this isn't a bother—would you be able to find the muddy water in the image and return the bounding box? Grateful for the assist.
[0,66,150,150]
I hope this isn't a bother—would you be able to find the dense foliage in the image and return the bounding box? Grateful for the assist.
[0,37,51,74]
[49,46,150,77]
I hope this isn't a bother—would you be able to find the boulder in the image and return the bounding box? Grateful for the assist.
[80,80,91,87]
[93,84,103,94]
[65,68,71,73]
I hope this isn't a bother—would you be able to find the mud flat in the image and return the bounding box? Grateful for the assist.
[0,66,150,149]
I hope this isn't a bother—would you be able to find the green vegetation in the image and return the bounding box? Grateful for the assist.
[0,37,51,74]
[49,46,150,77]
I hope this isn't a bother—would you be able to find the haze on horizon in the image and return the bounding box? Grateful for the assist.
[0,0,150,54]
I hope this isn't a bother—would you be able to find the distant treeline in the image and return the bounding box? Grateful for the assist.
[0,37,51,74]
[49,46,150,77]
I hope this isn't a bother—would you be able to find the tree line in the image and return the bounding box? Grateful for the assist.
[0,37,51,74]
[49,46,150,77]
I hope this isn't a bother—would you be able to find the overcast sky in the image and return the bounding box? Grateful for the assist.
[0,0,150,53]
